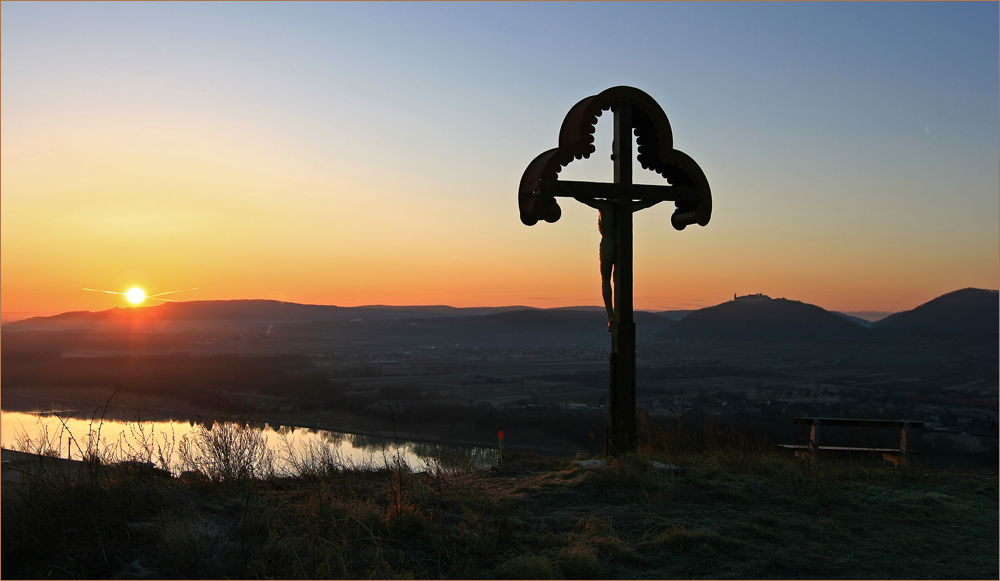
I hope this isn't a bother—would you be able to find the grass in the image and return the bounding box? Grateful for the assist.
[2,417,997,579]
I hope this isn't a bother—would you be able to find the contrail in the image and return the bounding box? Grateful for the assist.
[83,287,198,303]
[82,288,124,295]
[147,288,198,298]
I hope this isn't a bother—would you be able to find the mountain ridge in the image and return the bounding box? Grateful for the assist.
[656,294,867,341]
[873,288,998,334]
[7,288,997,339]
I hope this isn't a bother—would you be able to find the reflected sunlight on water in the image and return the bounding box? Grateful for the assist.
[0,411,497,474]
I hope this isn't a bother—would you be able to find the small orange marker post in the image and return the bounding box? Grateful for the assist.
[498,430,505,465]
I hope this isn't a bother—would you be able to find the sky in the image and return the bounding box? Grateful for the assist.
[2,2,997,320]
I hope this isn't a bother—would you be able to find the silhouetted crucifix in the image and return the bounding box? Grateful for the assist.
[518,86,712,454]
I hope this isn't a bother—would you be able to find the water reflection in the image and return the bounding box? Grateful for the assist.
[320,430,347,447]
[410,443,501,472]
[0,411,498,475]
[349,433,396,451]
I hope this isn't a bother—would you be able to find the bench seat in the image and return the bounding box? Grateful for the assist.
[778,444,911,453]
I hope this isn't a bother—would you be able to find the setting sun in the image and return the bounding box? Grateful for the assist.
[125,288,145,304]
[82,286,197,304]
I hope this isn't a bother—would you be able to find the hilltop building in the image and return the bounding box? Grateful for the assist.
[734,293,772,303]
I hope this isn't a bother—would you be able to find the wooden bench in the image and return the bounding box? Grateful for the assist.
[779,417,924,466]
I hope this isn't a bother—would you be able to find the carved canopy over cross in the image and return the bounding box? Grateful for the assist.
[517,85,712,230]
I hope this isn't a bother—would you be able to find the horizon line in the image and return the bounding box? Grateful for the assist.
[0,296,910,325]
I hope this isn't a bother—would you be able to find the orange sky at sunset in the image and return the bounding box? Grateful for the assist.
[3,3,997,321]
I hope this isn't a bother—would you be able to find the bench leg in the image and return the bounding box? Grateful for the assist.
[899,423,909,467]
[809,420,820,466]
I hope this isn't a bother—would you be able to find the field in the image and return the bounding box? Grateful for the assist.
[4,329,997,462]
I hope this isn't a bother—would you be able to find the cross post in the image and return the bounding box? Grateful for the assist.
[517,86,712,456]
[610,102,637,454]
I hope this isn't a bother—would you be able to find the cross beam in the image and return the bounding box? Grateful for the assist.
[538,180,699,202]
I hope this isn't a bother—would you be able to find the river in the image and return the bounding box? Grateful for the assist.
[0,410,499,475]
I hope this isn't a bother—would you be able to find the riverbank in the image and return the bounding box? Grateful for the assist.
[1,448,92,485]
[3,444,996,579]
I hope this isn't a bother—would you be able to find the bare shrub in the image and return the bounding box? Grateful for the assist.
[178,418,273,483]
[118,414,177,473]
[278,434,350,478]
[13,415,65,458]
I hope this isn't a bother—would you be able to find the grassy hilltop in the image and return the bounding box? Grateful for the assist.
[3,423,996,580]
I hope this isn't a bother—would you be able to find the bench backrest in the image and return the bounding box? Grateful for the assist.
[793,417,924,429]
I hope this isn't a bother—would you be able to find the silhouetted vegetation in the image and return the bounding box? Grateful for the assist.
[3,418,996,579]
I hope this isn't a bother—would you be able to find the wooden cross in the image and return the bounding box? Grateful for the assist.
[518,87,712,454]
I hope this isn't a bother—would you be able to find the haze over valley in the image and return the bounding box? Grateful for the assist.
[5,288,996,461]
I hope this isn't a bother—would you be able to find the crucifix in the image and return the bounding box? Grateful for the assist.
[517,86,712,454]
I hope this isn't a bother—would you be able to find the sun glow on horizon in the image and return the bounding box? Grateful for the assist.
[81,286,198,305]
[125,288,145,304]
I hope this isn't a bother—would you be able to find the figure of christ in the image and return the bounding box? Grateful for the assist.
[574,197,662,329]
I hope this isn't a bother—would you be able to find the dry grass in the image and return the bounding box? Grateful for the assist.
[3,417,997,579]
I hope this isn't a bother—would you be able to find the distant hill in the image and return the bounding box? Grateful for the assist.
[656,294,867,341]
[839,310,892,323]
[276,308,675,349]
[652,310,694,321]
[538,305,682,319]
[833,312,874,328]
[7,300,343,332]
[4,301,678,350]
[5,300,532,333]
[873,288,999,334]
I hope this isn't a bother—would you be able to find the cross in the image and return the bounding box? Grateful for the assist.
[518,86,712,454]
